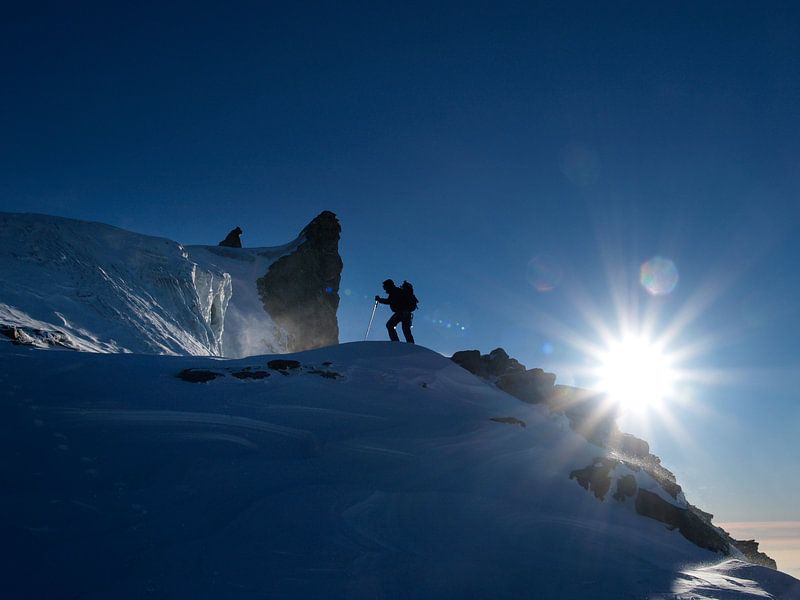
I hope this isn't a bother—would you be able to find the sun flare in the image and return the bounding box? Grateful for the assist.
[595,336,676,412]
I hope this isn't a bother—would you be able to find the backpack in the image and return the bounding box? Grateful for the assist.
[401,281,419,311]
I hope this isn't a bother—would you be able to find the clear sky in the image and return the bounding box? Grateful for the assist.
[2,1,799,573]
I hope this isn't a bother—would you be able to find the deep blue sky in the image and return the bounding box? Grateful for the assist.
[2,3,799,529]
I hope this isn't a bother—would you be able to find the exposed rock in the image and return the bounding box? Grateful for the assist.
[1,324,78,350]
[496,368,556,404]
[569,460,741,557]
[570,457,619,500]
[257,211,342,352]
[569,456,724,555]
[635,490,729,554]
[490,416,527,428]
[690,503,714,522]
[307,369,342,379]
[607,429,683,500]
[451,348,525,379]
[177,369,223,383]
[610,431,650,459]
[218,226,243,248]
[1,324,29,345]
[452,349,613,445]
[452,348,554,405]
[452,348,620,445]
[613,474,638,501]
[451,350,486,376]
[645,463,682,500]
[605,428,683,500]
[267,359,301,371]
[731,539,778,570]
[231,369,270,380]
[487,348,526,376]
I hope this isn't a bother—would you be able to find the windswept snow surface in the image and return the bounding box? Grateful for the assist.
[0,213,297,356]
[2,341,797,599]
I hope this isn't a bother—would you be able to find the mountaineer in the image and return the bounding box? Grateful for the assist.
[375,279,418,343]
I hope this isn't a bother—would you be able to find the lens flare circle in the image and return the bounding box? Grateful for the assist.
[595,336,675,411]
[424,303,470,338]
[526,255,563,292]
[640,256,679,296]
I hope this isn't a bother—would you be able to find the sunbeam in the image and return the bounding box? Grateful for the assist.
[593,334,676,413]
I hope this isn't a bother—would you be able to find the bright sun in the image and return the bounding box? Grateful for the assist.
[595,335,676,412]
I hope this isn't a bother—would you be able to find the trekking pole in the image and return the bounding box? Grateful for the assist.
[364,300,379,340]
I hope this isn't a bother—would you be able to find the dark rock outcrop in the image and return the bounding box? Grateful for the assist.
[611,432,650,459]
[451,350,486,375]
[567,449,755,560]
[569,457,732,555]
[218,227,243,248]
[451,348,614,444]
[267,359,302,371]
[452,348,525,379]
[570,458,618,500]
[486,348,525,376]
[452,347,557,405]
[307,369,342,379]
[731,539,778,570]
[1,324,79,350]
[257,211,342,352]
[177,369,222,383]
[635,490,730,554]
[613,474,638,501]
[642,462,682,500]
[231,369,270,380]
[497,368,557,405]
[490,416,527,428]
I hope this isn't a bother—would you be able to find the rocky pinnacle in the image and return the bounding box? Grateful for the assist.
[257,211,342,352]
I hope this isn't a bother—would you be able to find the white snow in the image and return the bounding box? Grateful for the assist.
[670,559,798,599]
[0,213,299,357]
[185,240,301,357]
[1,339,797,599]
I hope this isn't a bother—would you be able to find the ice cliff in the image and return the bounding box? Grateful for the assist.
[0,211,342,357]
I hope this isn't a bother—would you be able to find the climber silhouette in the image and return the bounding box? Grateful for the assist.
[219,227,243,248]
[375,279,417,343]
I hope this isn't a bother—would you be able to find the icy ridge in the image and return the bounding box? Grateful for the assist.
[185,239,302,357]
[0,213,234,355]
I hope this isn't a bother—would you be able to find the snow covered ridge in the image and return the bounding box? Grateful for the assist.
[0,211,342,357]
[452,348,779,571]
[1,340,797,599]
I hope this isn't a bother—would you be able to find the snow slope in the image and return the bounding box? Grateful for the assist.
[0,213,299,356]
[2,340,797,599]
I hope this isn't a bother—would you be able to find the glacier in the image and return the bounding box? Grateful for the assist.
[0,213,316,357]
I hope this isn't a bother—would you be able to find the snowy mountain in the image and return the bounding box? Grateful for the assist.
[0,212,341,357]
[2,339,797,599]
